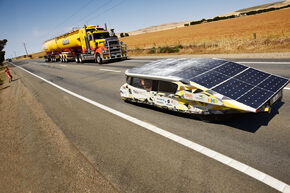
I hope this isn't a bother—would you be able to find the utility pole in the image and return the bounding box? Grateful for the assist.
[14,51,17,58]
[23,42,28,56]
[105,23,107,30]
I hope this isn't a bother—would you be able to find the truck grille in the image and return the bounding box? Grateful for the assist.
[106,38,121,54]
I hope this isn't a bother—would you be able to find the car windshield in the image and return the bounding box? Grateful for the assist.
[93,32,110,39]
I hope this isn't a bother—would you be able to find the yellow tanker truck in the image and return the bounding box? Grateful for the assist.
[42,25,127,64]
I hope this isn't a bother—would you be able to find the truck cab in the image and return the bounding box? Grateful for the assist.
[78,25,127,64]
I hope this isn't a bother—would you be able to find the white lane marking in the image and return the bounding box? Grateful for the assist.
[239,61,290,65]
[284,87,290,90]
[11,62,290,193]
[60,64,67,67]
[100,68,121,73]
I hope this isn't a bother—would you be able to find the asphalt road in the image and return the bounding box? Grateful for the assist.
[10,57,290,193]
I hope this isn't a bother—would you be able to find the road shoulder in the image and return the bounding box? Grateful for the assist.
[0,68,119,193]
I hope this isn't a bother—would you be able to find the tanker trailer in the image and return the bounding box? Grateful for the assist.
[42,25,127,64]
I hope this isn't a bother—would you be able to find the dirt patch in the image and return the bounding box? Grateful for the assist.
[0,68,119,192]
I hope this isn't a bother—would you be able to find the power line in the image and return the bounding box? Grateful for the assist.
[50,0,98,36]
[79,0,127,26]
[52,0,96,30]
[46,0,126,40]
[76,0,113,26]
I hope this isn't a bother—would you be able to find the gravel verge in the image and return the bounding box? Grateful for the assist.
[0,68,119,193]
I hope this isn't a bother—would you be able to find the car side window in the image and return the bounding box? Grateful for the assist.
[126,76,131,84]
[141,79,152,91]
[131,77,153,91]
[158,81,177,94]
[131,77,143,89]
[151,80,158,91]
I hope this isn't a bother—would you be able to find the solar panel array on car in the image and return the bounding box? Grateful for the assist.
[208,63,288,109]
[126,58,289,109]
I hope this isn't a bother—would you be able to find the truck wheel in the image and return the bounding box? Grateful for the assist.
[79,55,84,63]
[96,54,103,64]
[75,55,80,63]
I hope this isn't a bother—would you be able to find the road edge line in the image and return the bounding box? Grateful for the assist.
[10,62,290,193]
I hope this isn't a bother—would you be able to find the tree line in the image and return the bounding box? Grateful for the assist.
[0,39,7,66]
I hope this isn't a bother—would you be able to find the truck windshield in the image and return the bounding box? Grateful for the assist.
[93,32,110,39]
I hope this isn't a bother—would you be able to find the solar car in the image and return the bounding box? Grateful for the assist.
[120,58,289,115]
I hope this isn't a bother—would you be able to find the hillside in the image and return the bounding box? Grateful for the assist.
[128,21,189,36]
[126,0,290,36]
[221,0,290,16]
[120,8,290,55]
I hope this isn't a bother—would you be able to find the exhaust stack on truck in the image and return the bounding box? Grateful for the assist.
[42,25,127,64]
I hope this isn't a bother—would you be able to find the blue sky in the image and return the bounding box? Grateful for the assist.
[0,0,277,58]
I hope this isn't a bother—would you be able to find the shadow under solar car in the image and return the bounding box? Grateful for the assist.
[120,58,289,115]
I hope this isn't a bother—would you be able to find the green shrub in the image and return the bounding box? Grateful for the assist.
[159,46,166,53]
[177,44,183,49]
[149,47,157,54]
[158,45,181,53]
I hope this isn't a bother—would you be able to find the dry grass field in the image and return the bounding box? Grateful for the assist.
[31,51,46,58]
[121,8,290,55]
[15,51,45,60]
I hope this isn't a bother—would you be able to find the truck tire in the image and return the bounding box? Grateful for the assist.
[96,53,103,64]
[79,55,84,63]
[75,55,80,63]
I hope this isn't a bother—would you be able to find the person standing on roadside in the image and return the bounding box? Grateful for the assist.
[5,67,13,83]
